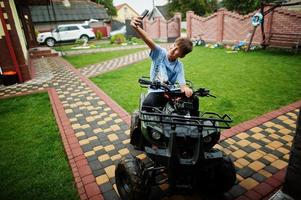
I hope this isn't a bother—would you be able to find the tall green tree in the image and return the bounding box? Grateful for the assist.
[221,0,277,15]
[168,0,218,19]
[96,0,117,16]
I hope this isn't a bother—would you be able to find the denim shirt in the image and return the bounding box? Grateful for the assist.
[149,45,186,92]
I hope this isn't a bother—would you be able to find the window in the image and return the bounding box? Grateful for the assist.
[58,26,68,32]
[68,26,80,31]
[82,25,91,29]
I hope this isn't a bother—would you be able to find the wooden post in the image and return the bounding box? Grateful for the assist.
[247,26,258,52]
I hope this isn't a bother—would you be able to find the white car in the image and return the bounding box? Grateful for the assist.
[109,26,126,37]
[37,24,95,47]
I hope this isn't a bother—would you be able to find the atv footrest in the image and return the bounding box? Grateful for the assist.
[145,146,170,166]
[204,151,223,159]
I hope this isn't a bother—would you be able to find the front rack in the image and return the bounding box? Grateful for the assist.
[139,110,232,129]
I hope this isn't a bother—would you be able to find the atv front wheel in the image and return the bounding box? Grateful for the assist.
[199,157,236,194]
[115,154,148,200]
[203,131,220,151]
[130,111,145,150]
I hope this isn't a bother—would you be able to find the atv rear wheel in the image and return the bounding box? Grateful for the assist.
[199,157,236,194]
[115,154,148,200]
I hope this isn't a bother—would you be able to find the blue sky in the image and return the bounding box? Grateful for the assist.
[113,0,168,14]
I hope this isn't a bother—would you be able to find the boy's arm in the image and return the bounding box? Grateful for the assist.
[131,17,156,50]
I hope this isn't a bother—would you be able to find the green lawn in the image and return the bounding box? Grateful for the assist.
[0,93,79,200]
[64,48,146,68]
[54,39,144,52]
[91,47,301,125]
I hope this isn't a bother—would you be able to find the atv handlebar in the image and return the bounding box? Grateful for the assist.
[194,88,216,98]
[138,78,215,98]
[139,78,171,91]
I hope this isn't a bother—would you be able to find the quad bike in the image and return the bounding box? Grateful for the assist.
[115,77,236,200]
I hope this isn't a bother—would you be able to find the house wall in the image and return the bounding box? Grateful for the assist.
[114,4,139,23]
[9,0,27,60]
[186,8,301,45]
[144,13,181,42]
[0,0,30,82]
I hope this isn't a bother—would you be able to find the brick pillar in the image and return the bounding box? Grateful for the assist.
[142,18,146,31]
[217,9,225,43]
[174,12,181,38]
[186,11,194,38]
[265,8,274,40]
[157,17,161,39]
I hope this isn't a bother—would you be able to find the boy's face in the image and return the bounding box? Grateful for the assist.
[167,43,184,61]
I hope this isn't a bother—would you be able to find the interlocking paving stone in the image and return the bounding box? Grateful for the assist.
[1,53,300,200]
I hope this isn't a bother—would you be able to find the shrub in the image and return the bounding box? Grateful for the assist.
[130,37,141,44]
[35,29,40,38]
[75,38,85,45]
[96,31,103,40]
[110,33,126,44]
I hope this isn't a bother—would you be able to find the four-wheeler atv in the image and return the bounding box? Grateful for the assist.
[115,77,236,200]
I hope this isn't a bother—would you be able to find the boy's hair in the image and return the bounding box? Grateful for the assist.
[175,37,193,56]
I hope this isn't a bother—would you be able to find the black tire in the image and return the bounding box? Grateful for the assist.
[115,154,148,200]
[45,38,55,47]
[199,157,236,194]
[203,131,220,151]
[80,35,89,42]
[130,111,145,150]
[130,110,140,135]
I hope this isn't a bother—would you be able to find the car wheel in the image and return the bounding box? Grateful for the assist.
[45,38,55,47]
[80,35,89,42]
[115,154,149,200]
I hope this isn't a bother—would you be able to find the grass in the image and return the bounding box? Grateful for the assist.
[64,48,146,68]
[91,47,301,125]
[0,93,79,200]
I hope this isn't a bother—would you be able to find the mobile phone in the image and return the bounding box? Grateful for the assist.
[141,9,149,19]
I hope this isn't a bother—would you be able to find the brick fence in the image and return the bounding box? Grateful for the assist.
[143,13,181,42]
[186,8,301,45]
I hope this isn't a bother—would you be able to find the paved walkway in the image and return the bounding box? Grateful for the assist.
[79,43,170,78]
[79,49,149,78]
[0,51,301,200]
[62,45,147,56]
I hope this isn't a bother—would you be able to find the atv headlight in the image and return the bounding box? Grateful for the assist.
[151,130,161,140]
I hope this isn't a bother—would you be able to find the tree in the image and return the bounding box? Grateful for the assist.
[221,0,277,15]
[168,0,218,19]
[95,0,117,16]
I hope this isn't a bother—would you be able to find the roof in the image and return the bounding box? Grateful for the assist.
[115,3,126,10]
[156,4,171,20]
[115,3,139,15]
[29,1,109,23]
[148,4,171,20]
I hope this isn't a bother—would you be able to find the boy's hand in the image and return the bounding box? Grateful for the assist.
[130,17,142,29]
[181,85,193,97]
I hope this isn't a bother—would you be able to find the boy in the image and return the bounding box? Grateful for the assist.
[131,16,196,111]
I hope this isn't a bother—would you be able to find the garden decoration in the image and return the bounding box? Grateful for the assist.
[246,12,263,52]
[251,12,263,27]
[247,0,301,51]
[115,77,236,199]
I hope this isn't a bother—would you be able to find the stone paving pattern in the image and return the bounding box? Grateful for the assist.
[63,45,147,56]
[0,48,300,200]
[79,43,170,78]
[80,50,149,78]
